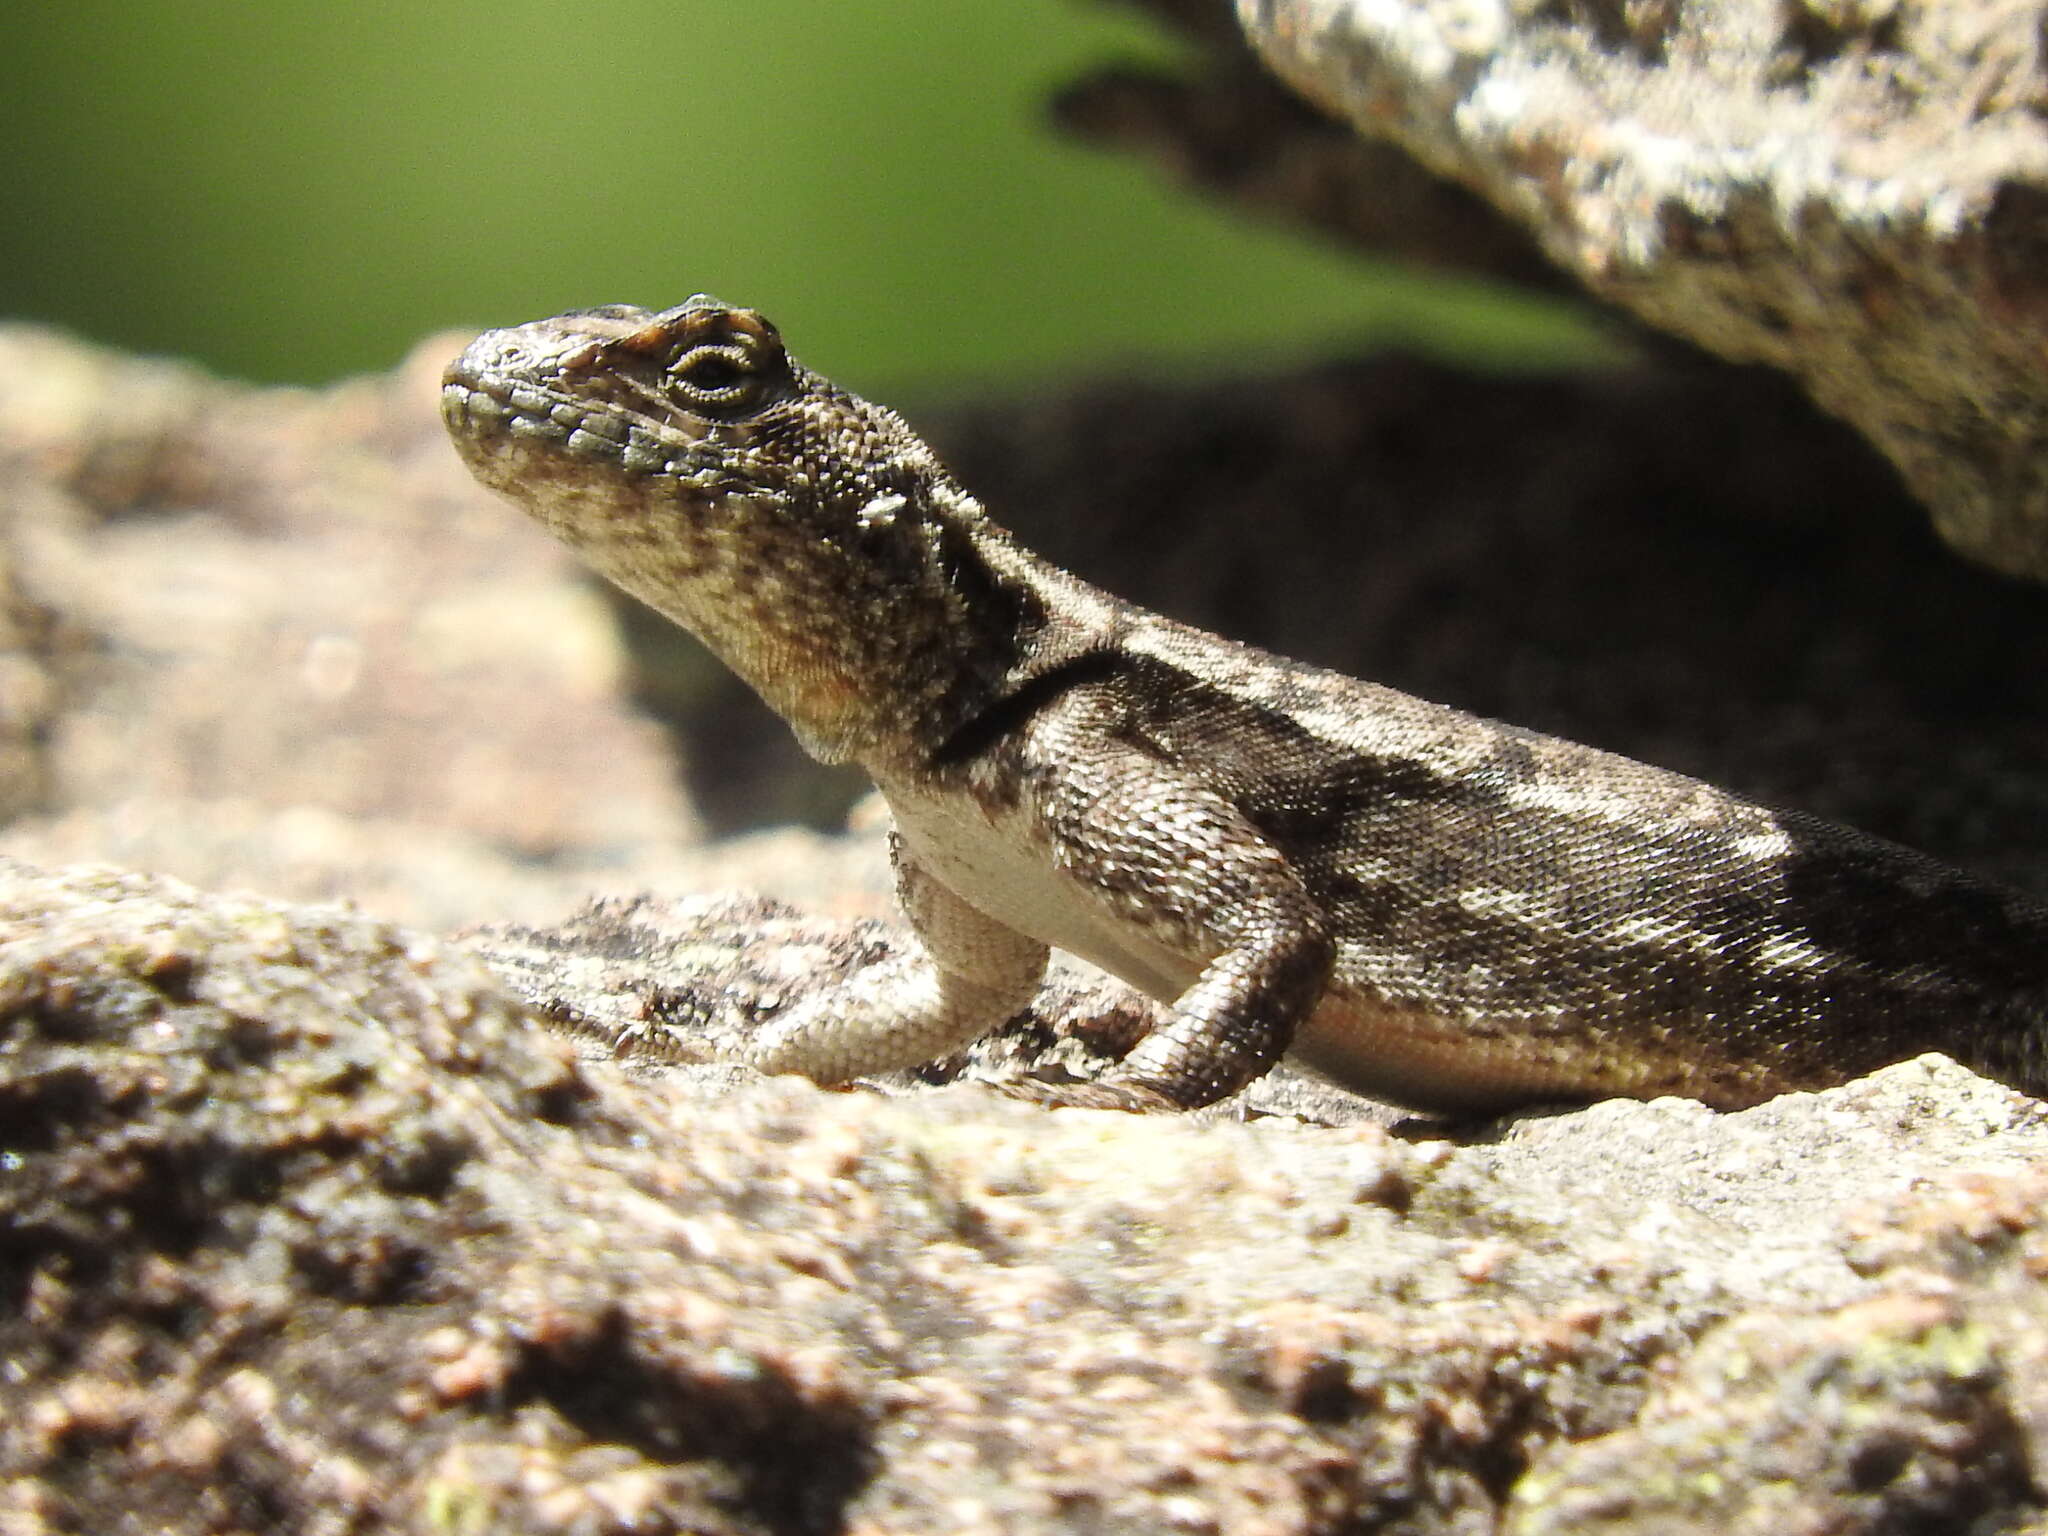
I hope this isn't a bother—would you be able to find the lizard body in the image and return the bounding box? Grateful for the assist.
[442,298,2048,1112]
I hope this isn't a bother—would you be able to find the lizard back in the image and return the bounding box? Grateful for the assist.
[1075,612,2048,1106]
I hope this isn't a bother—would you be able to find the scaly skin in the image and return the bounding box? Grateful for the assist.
[443,297,2048,1112]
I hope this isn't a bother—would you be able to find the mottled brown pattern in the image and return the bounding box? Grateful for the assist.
[445,298,2048,1112]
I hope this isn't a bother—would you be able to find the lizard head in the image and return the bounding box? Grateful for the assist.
[442,297,1035,766]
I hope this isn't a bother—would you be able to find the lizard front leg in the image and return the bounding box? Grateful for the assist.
[1019,714,1337,1110]
[740,831,1049,1084]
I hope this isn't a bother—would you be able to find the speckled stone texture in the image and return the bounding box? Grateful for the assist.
[1239,0,2048,580]
[7,857,2048,1533]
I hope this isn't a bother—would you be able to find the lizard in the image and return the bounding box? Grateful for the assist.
[441,296,2048,1113]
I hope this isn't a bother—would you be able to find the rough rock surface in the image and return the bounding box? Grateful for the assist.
[1228,0,2048,579]
[8,856,2048,1534]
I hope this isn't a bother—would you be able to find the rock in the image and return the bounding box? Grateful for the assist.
[8,854,2048,1532]
[1233,0,2048,579]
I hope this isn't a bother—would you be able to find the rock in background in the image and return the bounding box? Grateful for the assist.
[1069,0,2048,580]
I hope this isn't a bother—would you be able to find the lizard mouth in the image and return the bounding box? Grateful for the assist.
[440,328,706,494]
[442,361,636,482]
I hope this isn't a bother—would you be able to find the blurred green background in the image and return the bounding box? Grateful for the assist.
[1,1,1595,395]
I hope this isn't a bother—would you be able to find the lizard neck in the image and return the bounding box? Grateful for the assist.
[837,505,1120,779]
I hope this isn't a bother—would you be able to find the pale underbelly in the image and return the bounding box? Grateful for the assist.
[885,788,1762,1112]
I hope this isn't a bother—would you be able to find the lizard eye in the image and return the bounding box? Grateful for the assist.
[669,344,764,412]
